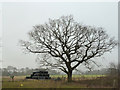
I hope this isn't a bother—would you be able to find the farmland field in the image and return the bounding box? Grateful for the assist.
[2,75,118,88]
[50,74,105,78]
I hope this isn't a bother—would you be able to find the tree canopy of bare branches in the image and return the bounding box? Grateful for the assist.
[20,15,117,82]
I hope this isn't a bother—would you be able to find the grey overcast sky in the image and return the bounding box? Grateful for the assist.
[2,2,118,69]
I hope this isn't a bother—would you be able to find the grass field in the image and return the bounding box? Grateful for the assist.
[50,74,105,78]
[2,75,118,88]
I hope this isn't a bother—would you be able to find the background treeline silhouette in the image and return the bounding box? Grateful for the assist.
[0,66,60,76]
[0,65,118,76]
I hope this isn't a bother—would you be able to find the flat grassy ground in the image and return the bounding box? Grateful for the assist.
[2,75,118,88]
[2,75,86,88]
[50,75,105,78]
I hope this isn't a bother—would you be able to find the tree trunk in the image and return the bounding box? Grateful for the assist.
[67,70,72,82]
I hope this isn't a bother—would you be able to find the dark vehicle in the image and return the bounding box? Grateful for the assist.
[26,70,51,79]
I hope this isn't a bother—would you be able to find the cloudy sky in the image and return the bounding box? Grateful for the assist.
[1,2,118,69]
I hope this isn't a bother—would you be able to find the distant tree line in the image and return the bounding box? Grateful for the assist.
[0,66,60,76]
[84,68,118,75]
[1,63,118,76]
[84,62,118,75]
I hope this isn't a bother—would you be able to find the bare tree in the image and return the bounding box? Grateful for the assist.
[109,62,118,69]
[20,15,117,82]
[107,62,118,75]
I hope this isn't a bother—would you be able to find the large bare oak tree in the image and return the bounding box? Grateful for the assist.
[20,15,117,82]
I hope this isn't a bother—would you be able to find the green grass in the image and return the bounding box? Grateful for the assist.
[2,75,108,88]
[50,74,105,78]
[3,81,86,88]
[2,77,85,88]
